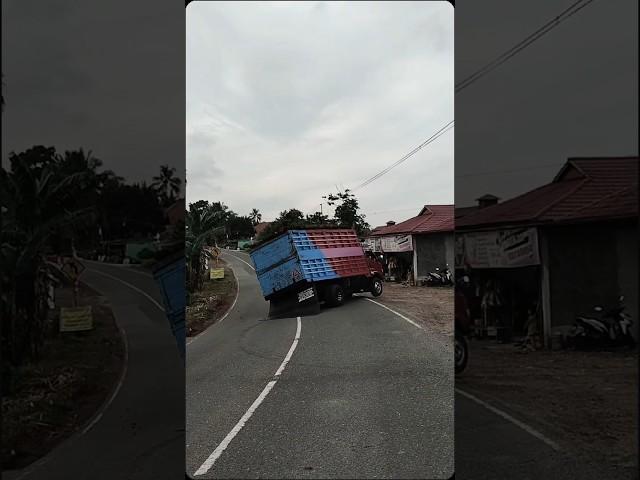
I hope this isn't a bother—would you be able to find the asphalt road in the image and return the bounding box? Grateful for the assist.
[186,251,454,479]
[4,260,185,480]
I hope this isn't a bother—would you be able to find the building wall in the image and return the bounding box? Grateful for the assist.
[414,233,454,278]
[546,223,634,336]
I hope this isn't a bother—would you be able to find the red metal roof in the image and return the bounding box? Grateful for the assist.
[370,205,454,236]
[457,157,638,229]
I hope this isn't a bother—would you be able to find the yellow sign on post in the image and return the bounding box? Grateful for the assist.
[60,306,93,332]
[210,268,225,280]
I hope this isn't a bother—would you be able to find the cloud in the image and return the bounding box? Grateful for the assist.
[186,1,454,224]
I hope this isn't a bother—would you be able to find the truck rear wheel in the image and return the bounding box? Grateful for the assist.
[327,284,345,307]
[370,278,383,297]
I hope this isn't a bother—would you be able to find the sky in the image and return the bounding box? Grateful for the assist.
[1,0,185,185]
[186,1,454,228]
[455,0,638,206]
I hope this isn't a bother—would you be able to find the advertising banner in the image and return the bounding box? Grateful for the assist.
[456,227,539,269]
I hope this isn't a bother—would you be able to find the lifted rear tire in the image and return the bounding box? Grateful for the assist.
[370,278,383,297]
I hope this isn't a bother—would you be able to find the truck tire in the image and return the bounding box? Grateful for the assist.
[370,278,383,297]
[327,284,345,307]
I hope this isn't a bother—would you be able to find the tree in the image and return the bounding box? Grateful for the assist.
[1,147,94,366]
[305,211,333,225]
[258,209,306,240]
[326,189,370,237]
[249,208,262,225]
[186,204,225,292]
[226,214,254,240]
[152,164,182,207]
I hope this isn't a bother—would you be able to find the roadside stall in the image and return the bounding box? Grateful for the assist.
[455,226,542,342]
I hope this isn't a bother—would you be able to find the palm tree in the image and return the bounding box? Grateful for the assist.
[152,165,182,206]
[249,208,262,225]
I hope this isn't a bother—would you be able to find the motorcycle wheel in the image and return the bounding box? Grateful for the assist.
[455,333,468,374]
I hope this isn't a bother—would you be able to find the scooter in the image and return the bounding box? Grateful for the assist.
[567,296,635,349]
[426,265,453,286]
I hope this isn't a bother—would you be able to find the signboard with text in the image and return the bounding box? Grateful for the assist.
[456,227,540,269]
[60,306,93,332]
[210,268,225,280]
[379,234,413,253]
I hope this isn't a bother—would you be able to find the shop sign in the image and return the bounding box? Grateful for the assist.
[379,234,413,252]
[456,227,540,268]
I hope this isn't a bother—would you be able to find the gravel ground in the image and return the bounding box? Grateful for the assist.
[376,282,453,337]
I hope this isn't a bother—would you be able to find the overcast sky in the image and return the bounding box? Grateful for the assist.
[186,1,454,227]
[2,0,184,185]
[456,0,638,206]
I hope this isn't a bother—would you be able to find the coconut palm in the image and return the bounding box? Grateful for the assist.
[152,165,182,207]
[249,208,262,225]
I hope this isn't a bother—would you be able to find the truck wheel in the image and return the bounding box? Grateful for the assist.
[370,278,383,297]
[327,284,345,307]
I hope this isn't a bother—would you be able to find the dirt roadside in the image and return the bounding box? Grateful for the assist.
[186,258,238,337]
[376,282,453,336]
[377,282,637,473]
[1,282,126,470]
[457,341,638,472]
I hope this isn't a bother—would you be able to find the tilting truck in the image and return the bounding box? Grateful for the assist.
[249,228,384,318]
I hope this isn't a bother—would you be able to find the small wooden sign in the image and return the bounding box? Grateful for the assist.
[60,306,93,332]
[210,268,225,280]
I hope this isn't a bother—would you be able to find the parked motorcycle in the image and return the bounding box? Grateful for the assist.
[455,275,472,374]
[566,295,635,349]
[426,265,453,286]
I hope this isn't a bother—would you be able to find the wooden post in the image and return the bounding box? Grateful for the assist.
[539,229,552,349]
[73,279,79,307]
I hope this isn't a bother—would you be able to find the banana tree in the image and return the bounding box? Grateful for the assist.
[186,206,226,292]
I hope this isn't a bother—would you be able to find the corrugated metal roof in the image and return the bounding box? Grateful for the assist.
[457,157,638,229]
[370,205,454,236]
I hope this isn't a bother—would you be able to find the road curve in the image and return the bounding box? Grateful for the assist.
[186,251,454,479]
[4,260,185,480]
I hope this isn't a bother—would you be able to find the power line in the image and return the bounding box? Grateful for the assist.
[456,0,597,93]
[352,120,454,191]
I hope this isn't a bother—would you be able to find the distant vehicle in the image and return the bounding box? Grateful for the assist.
[151,250,186,359]
[250,229,384,315]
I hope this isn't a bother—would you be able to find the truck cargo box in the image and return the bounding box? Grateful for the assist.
[250,229,370,299]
